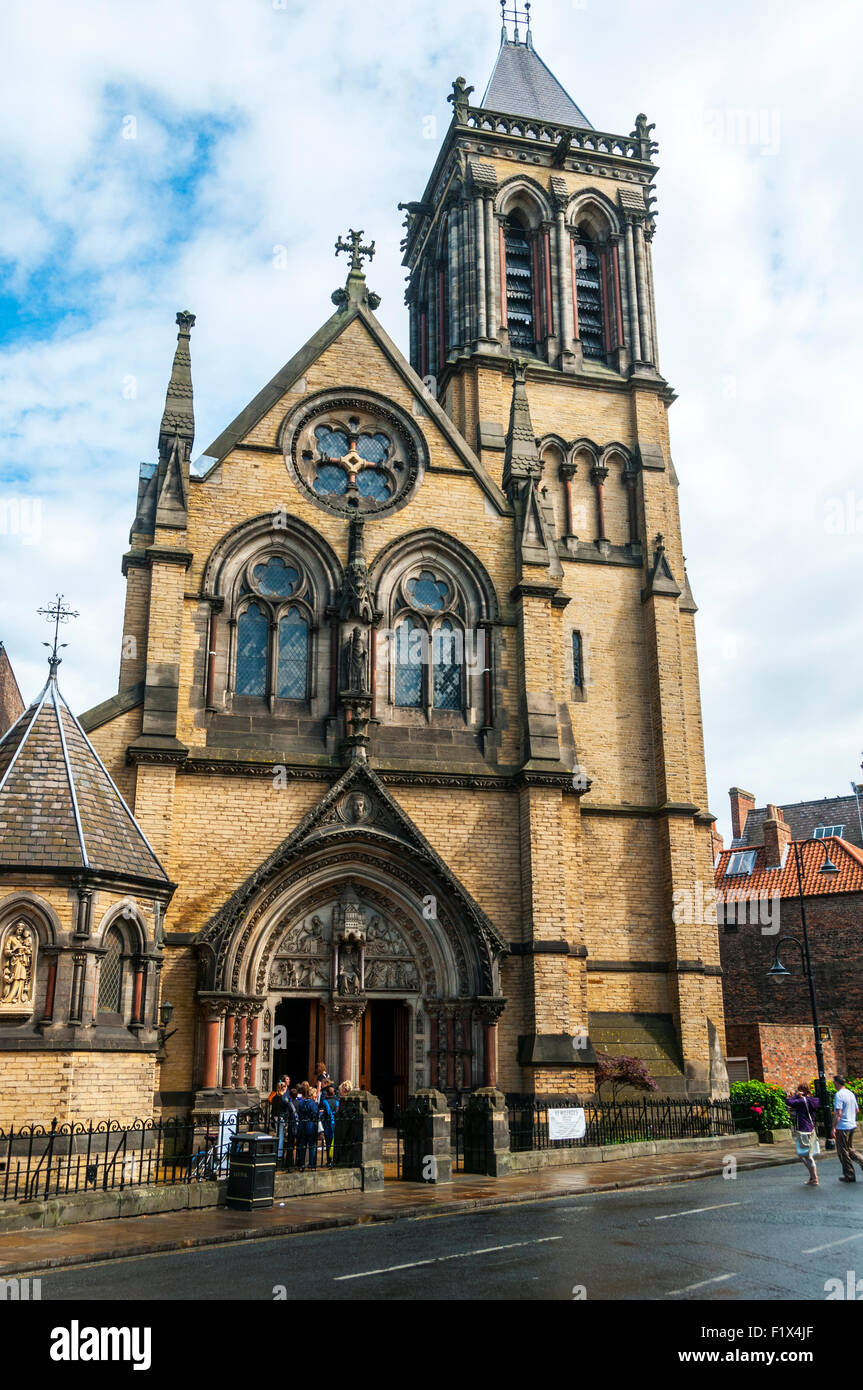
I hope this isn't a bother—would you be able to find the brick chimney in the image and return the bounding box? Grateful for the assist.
[763,803,791,867]
[729,787,755,841]
[710,822,724,859]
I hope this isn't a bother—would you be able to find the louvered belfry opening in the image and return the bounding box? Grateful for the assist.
[574,234,605,359]
[504,213,535,352]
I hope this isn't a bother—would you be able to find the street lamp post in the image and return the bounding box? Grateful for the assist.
[766,836,839,1148]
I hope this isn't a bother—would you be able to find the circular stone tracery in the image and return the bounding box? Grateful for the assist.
[282,390,426,518]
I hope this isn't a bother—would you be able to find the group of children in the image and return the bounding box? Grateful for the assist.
[267,1063,350,1170]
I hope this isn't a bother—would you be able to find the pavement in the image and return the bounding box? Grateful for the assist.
[30,1154,860,1302]
[0,1135,808,1278]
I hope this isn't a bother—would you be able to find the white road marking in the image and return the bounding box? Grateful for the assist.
[654,1202,743,1221]
[802,1231,863,1255]
[334,1235,563,1281]
[667,1273,737,1296]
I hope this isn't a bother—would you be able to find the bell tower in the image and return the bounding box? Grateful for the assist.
[401,4,726,1096]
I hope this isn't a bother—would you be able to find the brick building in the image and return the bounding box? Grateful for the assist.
[0,14,726,1125]
[717,792,863,1090]
[0,643,24,737]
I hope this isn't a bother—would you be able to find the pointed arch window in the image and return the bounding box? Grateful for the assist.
[432,621,462,710]
[236,602,269,696]
[276,608,309,699]
[232,551,314,703]
[504,214,535,352]
[394,617,423,707]
[98,928,124,1013]
[573,235,606,359]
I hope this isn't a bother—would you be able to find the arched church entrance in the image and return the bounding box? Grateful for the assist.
[194,794,508,1117]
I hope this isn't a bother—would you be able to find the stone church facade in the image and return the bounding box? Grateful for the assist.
[0,20,726,1126]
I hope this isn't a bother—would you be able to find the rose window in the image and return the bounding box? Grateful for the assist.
[284,392,425,517]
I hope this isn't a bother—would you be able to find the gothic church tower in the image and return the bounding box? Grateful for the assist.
[400,11,724,1092]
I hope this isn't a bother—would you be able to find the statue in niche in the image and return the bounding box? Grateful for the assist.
[343,626,368,692]
[337,940,362,996]
[1,923,34,1006]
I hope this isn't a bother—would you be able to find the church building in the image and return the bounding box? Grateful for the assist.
[0,11,726,1127]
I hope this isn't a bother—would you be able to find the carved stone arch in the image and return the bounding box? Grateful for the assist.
[369,527,499,622]
[567,188,621,242]
[568,437,600,470]
[95,898,148,953]
[537,433,568,466]
[496,174,553,227]
[600,441,633,471]
[222,841,490,1002]
[201,512,343,608]
[0,891,60,948]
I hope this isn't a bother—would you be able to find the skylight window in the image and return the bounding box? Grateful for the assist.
[725,850,757,876]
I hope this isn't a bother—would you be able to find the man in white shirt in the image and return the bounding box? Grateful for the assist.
[832,1074,863,1182]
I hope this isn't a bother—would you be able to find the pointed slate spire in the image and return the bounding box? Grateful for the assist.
[502,359,541,501]
[155,311,195,530]
[642,533,682,600]
[159,310,196,452]
[503,362,562,578]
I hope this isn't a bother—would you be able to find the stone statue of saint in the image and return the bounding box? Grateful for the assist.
[337,941,362,996]
[1,924,33,1006]
[345,626,368,692]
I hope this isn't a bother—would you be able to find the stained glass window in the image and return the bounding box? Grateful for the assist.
[314,463,349,495]
[407,571,448,611]
[356,432,390,464]
[236,602,269,695]
[394,617,423,707]
[277,608,308,699]
[433,621,461,710]
[314,426,349,459]
[356,469,391,501]
[574,238,605,359]
[505,215,535,352]
[572,631,583,689]
[253,556,299,597]
[98,928,123,1013]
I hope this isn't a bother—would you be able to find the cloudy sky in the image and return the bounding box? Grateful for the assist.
[0,0,859,840]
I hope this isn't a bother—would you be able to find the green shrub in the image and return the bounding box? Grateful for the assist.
[730,1081,790,1130]
[812,1077,863,1111]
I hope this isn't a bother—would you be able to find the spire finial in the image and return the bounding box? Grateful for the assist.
[332,231,381,311]
[335,230,376,276]
[159,310,196,450]
[37,594,79,676]
[500,0,532,45]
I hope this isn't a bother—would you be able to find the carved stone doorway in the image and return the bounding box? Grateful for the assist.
[361,999,411,1123]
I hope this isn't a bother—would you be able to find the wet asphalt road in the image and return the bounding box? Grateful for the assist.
[30,1160,863,1301]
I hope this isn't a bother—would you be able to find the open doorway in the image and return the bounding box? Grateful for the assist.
[360,1001,410,1123]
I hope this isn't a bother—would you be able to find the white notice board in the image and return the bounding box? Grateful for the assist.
[548,1107,586,1141]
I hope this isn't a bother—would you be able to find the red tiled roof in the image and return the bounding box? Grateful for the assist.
[714,838,863,900]
[0,674,169,885]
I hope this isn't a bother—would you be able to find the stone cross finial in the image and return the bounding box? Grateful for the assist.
[175,310,196,334]
[335,230,376,275]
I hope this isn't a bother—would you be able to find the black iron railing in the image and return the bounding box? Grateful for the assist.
[505,1096,736,1152]
[0,1110,271,1203]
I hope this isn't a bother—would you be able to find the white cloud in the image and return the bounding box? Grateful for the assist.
[1,0,861,840]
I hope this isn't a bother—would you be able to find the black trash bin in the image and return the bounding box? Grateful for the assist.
[225,1132,277,1210]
